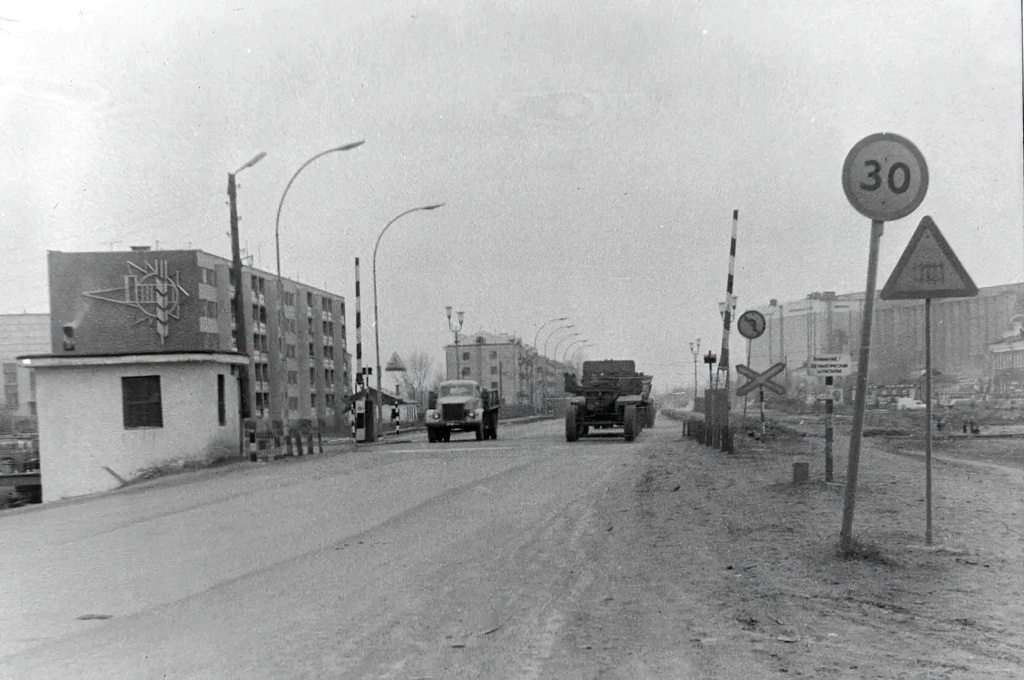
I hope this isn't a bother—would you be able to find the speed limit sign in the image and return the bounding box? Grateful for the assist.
[842,133,928,221]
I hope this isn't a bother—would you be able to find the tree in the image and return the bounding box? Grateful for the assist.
[401,350,438,412]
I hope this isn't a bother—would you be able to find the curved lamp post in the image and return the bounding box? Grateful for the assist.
[562,338,588,364]
[569,343,594,364]
[531,317,567,410]
[553,332,581,365]
[373,203,445,440]
[272,141,364,440]
[543,324,574,358]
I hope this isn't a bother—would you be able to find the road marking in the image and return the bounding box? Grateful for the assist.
[382,447,515,455]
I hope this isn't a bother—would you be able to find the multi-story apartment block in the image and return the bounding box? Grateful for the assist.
[0,314,50,422]
[47,248,351,433]
[445,330,570,411]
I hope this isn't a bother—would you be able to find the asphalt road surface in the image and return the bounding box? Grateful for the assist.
[0,418,702,678]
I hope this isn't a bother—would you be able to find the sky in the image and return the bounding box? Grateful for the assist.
[2,0,1022,390]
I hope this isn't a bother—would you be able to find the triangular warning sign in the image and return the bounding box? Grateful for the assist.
[384,352,407,372]
[880,216,978,300]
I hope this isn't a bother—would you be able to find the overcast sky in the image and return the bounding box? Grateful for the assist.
[2,0,1022,389]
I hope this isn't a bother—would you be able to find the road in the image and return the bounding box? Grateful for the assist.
[0,417,721,678]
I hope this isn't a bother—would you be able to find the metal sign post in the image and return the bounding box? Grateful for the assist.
[737,310,766,432]
[840,133,929,547]
[809,354,852,482]
[880,216,977,545]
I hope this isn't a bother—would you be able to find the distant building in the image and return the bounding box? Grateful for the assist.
[46,249,351,433]
[444,330,571,411]
[750,283,1024,398]
[0,314,50,424]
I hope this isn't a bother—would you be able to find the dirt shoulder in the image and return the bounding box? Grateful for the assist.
[564,418,1024,678]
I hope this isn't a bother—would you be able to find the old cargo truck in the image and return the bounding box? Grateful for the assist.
[426,379,500,442]
[564,360,654,442]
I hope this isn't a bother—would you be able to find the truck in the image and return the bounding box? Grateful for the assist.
[563,360,654,442]
[426,379,500,443]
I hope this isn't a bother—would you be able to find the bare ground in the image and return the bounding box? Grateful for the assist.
[578,415,1024,678]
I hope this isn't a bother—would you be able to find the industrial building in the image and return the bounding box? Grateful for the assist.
[748,282,1024,399]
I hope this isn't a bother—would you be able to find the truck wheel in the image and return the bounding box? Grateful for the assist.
[427,428,437,443]
[624,405,638,441]
[489,414,498,440]
[646,407,656,428]
[442,428,451,442]
[565,405,579,442]
[475,422,485,440]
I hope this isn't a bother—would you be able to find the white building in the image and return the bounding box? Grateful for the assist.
[21,351,247,502]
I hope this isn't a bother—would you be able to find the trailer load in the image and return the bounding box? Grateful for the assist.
[564,360,654,442]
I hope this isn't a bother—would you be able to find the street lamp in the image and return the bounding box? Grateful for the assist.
[689,338,701,405]
[553,333,581,365]
[273,141,364,443]
[227,150,267,432]
[531,317,567,410]
[562,338,588,363]
[446,306,465,379]
[543,324,574,357]
[569,343,594,365]
[373,203,445,440]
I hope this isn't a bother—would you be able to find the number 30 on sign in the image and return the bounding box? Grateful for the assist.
[842,133,929,222]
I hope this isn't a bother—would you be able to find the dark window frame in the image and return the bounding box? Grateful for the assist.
[122,375,163,429]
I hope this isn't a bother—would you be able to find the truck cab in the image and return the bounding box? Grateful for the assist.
[426,379,500,442]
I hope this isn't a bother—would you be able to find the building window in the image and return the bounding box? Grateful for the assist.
[307,292,314,308]
[461,367,471,377]
[286,344,296,359]
[324,298,333,312]
[288,370,298,384]
[309,367,316,383]
[490,351,497,359]
[309,342,315,359]
[491,366,498,375]
[283,291,295,307]
[201,267,217,286]
[491,381,499,389]
[122,376,163,429]
[217,374,226,426]
[463,352,470,361]
[310,393,317,408]
[288,396,299,410]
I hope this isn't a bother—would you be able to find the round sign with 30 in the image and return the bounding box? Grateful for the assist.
[842,133,928,222]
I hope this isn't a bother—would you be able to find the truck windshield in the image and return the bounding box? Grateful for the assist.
[440,385,476,397]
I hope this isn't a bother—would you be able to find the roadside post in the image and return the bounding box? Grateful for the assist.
[879,216,977,545]
[840,132,929,547]
[737,310,767,433]
[809,354,853,482]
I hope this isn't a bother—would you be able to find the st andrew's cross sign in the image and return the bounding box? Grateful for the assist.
[735,362,786,398]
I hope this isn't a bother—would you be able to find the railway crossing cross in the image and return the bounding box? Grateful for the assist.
[735,362,786,398]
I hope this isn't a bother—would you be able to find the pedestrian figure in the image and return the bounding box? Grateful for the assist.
[970,419,979,435]
[936,417,944,432]
[962,418,968,434]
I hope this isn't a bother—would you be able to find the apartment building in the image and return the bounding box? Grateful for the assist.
[0,313,50,421]
[47,248,351,433]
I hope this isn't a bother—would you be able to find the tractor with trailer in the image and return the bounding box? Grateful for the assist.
[564,360,654,442]
[426,379,500,442]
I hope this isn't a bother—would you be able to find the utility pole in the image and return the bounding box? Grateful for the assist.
[228,172,250,421]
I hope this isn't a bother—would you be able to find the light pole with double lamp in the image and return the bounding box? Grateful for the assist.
[446,306,465,378]
[562,338,588,364]
[373,204,446,440]
[542,324,574,407]
[273,141,364,446]
[689,338,701,406]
